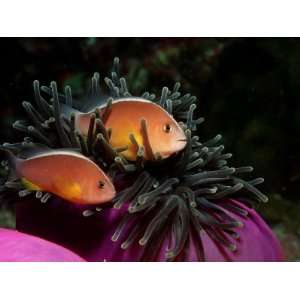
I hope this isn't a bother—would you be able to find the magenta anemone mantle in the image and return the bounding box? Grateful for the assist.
[16,197,284,262]
[0,228,85,262]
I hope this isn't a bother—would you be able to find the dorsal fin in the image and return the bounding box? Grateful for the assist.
[82,95,109,112]
[16,143,52,159]
[19,145,82,160]
[85,96,151,113]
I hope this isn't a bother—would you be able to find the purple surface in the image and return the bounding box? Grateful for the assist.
[16,197,284,262]
[0,228,85,262]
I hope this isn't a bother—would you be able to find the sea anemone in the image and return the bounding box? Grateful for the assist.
[1,57,284,261]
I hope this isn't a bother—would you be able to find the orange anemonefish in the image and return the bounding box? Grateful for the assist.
[74,98,187,161]
[3,148,116,205]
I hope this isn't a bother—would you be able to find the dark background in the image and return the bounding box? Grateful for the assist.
[0,38,299,260]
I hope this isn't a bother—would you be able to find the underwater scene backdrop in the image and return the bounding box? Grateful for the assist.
[0,38,299,260]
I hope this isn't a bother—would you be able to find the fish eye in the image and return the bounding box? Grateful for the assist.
[98,181,105,189]
[163,123,172,133]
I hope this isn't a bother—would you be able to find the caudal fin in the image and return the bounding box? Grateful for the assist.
[0,146,20,181]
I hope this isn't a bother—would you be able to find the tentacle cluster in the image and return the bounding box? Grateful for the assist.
[110,129,267,261]
[0,57,269,261]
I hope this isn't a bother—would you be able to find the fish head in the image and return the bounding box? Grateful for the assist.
[76,170,116,205]
[91,172,116,204]
[147,110,187,159]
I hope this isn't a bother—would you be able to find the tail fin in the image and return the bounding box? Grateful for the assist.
[0,146,20,181]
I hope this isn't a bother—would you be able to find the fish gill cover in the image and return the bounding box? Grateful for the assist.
[0,57,277,261]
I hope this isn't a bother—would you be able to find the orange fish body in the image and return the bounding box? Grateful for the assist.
[15,151,115,205]
[76,98,187,161]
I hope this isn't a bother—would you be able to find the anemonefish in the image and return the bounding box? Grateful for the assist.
[74,98,187,161]
[3,149,116,205]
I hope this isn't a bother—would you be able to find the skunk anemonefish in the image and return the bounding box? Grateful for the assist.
[73,98,187,161]
[2,148,116,205]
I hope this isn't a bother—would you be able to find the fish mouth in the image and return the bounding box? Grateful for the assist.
[170,138,187,154]
[100,192,116,204]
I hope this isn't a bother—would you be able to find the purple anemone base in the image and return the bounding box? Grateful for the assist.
[16,198,284,262]
[0,228,85,262]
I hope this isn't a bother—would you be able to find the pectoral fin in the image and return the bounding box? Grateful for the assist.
[21,177,42,191]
